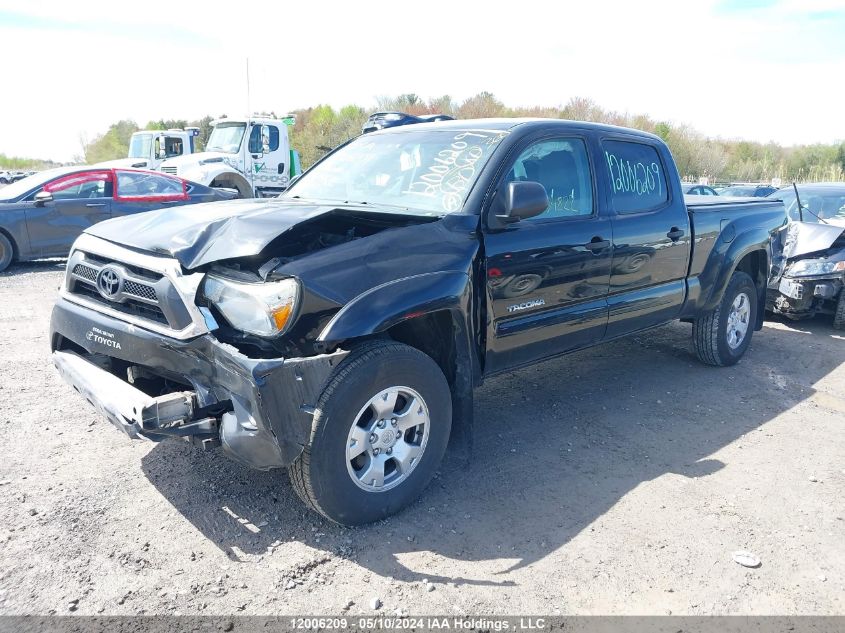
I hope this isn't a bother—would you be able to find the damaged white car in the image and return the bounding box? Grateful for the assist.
[767,184,845,328]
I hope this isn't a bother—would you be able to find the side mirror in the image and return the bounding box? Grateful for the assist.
[496,181,548,224]
[34,191,53,207]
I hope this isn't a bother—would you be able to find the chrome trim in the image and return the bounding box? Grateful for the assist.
[71,261,160,306]
[62,234,209,340]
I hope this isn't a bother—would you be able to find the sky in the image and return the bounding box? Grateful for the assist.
[0,0,844,162]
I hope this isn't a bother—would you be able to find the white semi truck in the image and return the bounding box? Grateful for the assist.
[99,128,201,171]
[159,116,301,198]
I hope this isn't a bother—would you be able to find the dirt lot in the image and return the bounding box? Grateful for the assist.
[0,261,843,616]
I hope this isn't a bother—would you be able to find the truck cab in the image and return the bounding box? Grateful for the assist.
[98,128,199,171]
[158,116,300,198]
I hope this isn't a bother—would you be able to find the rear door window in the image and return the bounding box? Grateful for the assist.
[602,140,668,213]
[115,171,187,201]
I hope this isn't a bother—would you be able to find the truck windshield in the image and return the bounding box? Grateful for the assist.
[206,123,247,154]
[128,134,153,159]
[284,129,508,215]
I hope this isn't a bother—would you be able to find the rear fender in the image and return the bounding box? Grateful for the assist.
[697,229,771,326]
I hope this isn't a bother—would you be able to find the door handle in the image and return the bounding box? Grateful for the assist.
[667,227,685,241]
[584,237,611,252]
[85,203,106,207]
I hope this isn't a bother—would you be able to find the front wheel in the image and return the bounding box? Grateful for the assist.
[693,271,757,366]
[289,341,452,525]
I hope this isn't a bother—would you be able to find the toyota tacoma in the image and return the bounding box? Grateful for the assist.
[50,119,786,525]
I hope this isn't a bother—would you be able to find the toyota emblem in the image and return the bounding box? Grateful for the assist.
[96,266,122,300]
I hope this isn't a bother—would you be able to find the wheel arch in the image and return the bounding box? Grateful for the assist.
[699,238,770,330]
[317,271,479,457]
[207,169,253,198]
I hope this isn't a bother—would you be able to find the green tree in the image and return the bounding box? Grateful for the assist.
[654,122,671,141]
[427,95,457,116]
[0,154,60,169]
[143,119,189,131]
[83,120,139,163]
[458,92,504,119]
[76,95,845,182]
[189,115,215,151]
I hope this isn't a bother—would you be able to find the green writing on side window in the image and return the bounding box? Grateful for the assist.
[605,152,662,197]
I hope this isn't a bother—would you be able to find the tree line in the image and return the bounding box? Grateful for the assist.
[73,93,845,184]
[0,154,62,170]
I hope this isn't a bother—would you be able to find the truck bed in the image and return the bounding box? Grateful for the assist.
[684,196,787,310]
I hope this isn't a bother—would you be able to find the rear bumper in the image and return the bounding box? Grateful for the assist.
[50,297,348,469]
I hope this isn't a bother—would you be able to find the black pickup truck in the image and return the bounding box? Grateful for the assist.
[50,119,786,525]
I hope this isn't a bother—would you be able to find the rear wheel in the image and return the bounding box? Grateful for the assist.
[289,341,452,525]
[693,271,757,366]
[833,291,845,330]
[0,233,14,272]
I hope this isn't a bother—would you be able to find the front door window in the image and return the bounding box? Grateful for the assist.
[44,171,112,199]
[505,138,594,220]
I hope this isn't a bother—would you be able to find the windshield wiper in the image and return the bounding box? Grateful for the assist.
[284,196,435,214]
[351,201,414,212]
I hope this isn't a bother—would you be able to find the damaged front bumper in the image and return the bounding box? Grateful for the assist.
[50,297,348,470]
[767,274,843,319]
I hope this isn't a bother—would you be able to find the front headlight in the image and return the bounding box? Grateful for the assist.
[786,259,845,277]
[204,275,299,337]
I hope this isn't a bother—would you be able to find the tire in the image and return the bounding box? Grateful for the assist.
[693,271,757,366]
[833,291,845,330]
[289,341,452,526]
[0,233,14,272]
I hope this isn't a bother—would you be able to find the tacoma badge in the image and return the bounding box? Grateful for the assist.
[507,298,546,313]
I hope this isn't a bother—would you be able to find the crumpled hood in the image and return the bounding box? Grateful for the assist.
[782,220,845,259]
[84,199,336,269]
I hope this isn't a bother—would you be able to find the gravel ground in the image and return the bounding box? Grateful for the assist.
[0,261,843,616]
